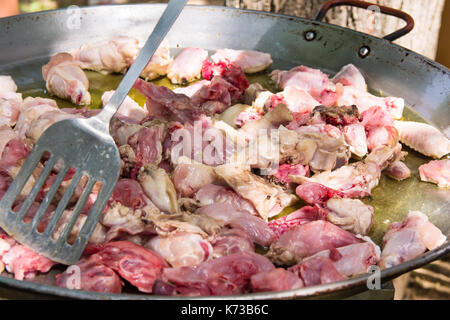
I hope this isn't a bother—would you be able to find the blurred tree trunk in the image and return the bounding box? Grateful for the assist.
[225,0,445,59]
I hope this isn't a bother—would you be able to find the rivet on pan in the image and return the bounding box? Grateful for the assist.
[304,31,316,41]
[359,46,371,58]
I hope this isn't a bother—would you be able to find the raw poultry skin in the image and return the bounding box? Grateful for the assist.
[0,46,447,296]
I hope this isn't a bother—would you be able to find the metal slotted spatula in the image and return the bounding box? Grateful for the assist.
[0,0,188,265]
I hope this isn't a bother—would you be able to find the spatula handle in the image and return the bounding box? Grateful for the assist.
[94,0,188,126]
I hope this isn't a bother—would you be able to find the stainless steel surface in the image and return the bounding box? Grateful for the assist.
[0,4,448,299]
[0,0,187,265]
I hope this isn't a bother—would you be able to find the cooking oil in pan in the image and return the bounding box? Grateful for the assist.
[20,71,449,246]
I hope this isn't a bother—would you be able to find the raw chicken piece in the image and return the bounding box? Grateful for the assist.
[109,178,153,209]
[238,129,350,173]
[167,47,208,84]
[97,241,169,293]
[0,75,18,93]
[269,163,309,186]
[173,80,210,97]
[14,97,59,138]
[24,109,83,143]
[312,105,360,127]
[337,86,404,120]
[360,106,398,150]
[394,121,450,159]
[195,184,258,217]
[0,92,22,127]
[272,86,320,114]
[56,254,123,293]
[211,48,273,73]
[134,79,202,123]
[140,38,172,80]
[101,90,147,123]
[295,181,344,206]
[294,144,403,198]
[332,64,367,91]
[343,123,368,158]
[146,232,212,267]
[326,197,374,235]
[268,206,327,239]
[143,209,220,239]
[386,161,411,181]
[211,228,254,258]
[419,159,450,188]
[239,104,293,138]
[172,161,218,198]
[201,58,250,99]
[127,121,167,169]
[2,244,56,280]
[215,164,298,220]
[244,83,274,109]
[270,66,335,97]
[379,211,446,269]
[289,241,380,286]
[250,268,304,292]
[71,36,139,74]
[42,52,91,105]
[197,203,276,247]
[266,220,361,266]
[138,164,179,214]
[187,76,238,109]
[161,251,275,296]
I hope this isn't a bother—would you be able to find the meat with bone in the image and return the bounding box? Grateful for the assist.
[419,159,450,188]
[270,66,335,97]
[110,178,153,209]
[211,48,273,74]
[146,232,212,267]
[266,220,361,266]
[42,52,91,105]
[332,64,367,91]
[394,120,450,159]
[293,144,403,198]
[250,268,304,292]
[194,183,258,217]
[0,92,22,127]
[24,108,84,143]
[70,36,139,74]
[1,244,57,280]
[167,47,208,84]
[336,86,404,120]
[268,163,309,186]
[14,97,59,138]
[56,254,123,293]
[379,211,446,269]
[127,121,167,168]
[243,83,274,109]
[214,164,298,220]
[0,75,18,93]
[161,251,275,296]
[186,76,239,110]
[137,164,179,214]
[289,241,380,287]
[342,123,368,158]
[361,106,399,151]
[238,128,350,173]
[96,241,169,293]
[134,79,202,123]
[386,161,411,181]
[197,202,276,247]
[201,58,250,99]
[101,90,148,123]
[172,160,218,198]
[271,86,321,114]
[311,104,360,127]
[239,104,293,138]
[140,38,172,81]
[325,197,374,235]
[268,206,328,239]
[210,228,254,258]
[142,209,220,239]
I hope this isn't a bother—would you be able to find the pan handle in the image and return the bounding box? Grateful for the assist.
[315,0,415,42]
